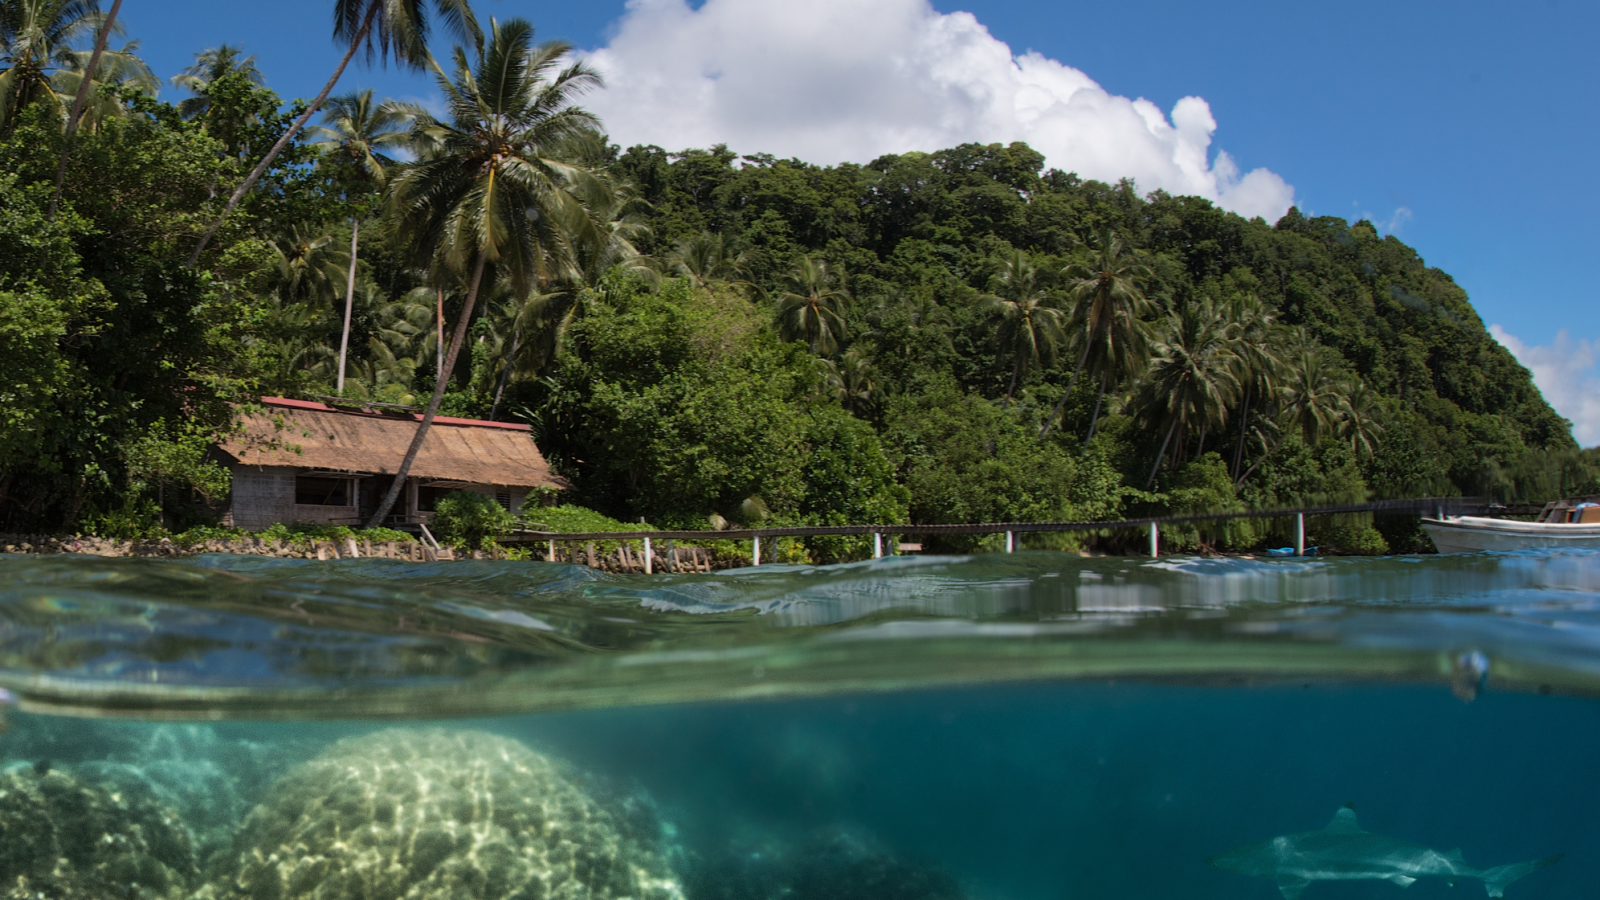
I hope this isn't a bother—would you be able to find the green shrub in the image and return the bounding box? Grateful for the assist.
[84,496,167,541]
[432,491,515,550]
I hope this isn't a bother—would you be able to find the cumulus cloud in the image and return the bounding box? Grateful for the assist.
[582,0,1295,220]
[1491,325,1600,447]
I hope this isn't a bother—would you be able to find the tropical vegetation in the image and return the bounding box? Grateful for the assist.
[0,0,1592,558]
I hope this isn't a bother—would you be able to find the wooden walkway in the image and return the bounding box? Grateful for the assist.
[500,496,1510,569]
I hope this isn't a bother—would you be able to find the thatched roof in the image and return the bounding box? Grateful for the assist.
[218,398,567,490]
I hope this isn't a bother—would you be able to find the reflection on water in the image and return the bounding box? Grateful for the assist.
[0,549,1594,897]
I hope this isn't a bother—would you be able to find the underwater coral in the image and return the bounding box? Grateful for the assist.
[0,761,196,899]
[197,728,685,900]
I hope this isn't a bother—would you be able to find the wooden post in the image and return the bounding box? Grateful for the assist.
[751,535,761,567]
[586,542,596,567]
[644,537,653,575]
[873,532,882,559]
[547,539,555,562]
[1005,531,1014,553]
[1149,522,1159,558]
[1295,514,1305,557]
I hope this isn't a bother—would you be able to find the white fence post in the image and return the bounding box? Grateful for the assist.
[752,535,761,567]
[1149,522,1159,558]
[1295,514,1305,557]
[643,537,653,575]
[547,539,555,562]
[1005,531,1015,553]
[873,532,882,559]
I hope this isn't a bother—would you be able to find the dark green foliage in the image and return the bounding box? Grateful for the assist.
[431,490,515,550]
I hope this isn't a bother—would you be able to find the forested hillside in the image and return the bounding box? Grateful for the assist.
[0,4,1589,554]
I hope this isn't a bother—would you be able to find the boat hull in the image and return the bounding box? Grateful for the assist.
[1421,517,1600,554]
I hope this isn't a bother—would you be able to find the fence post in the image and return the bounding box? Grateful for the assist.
[1005,531,1014,553]
[547,539,555,563]
[643,536,653,575]
[1149,522,1159,558]
[873,532,882,559]
[1295,514,1305,557]
[752,535,761,567]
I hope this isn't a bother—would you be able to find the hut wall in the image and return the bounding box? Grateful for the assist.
[230,466,297,530]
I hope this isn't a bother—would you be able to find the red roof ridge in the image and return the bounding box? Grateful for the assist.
[256,397,532,431]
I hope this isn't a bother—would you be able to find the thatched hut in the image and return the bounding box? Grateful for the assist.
[214,398,566,530]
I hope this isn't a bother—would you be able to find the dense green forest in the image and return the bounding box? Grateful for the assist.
[0,0,1592,555]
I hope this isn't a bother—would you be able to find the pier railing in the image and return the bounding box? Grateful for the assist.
[499,496,1509,569]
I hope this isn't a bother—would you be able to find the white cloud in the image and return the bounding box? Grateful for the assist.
[582,0,1295,220]
[1491,325,1600,447]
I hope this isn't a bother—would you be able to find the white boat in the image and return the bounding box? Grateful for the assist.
[1422,497,1600,554]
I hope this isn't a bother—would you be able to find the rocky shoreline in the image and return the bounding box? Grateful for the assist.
[0,533,446,561]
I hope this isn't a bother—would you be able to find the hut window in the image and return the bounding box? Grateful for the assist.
[495,492,512,511]
[295,476,351,506]
[417,486,453,512]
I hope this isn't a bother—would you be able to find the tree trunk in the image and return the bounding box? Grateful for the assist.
[187,4,377,266]
[1231,382,1252,480]
[1085,374,1106,443]
[1004,356,1020,405]
[367,254,489,528]
[1147,417,1179,488]
[48,0,123,219]
[436,286,445,375]
[1041,341,1092,438]
[490,324,521,420]
[336,217,359,394]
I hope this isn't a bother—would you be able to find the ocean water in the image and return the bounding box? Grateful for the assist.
[0,549,1594,899]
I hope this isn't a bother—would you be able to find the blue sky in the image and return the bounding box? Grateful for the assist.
[119,0,1600,441]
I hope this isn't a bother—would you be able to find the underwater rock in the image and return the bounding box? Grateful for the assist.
[0,762,196,899]
[685,826,966,900]
[1,716,318,860]
[198,727,685,900]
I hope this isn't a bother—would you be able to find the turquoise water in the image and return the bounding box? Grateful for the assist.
[0,549,1594,898]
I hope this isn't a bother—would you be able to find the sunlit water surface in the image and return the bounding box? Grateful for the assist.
[0,549,1594,899]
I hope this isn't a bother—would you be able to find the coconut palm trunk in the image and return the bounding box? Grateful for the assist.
[490,323,521,420]
[336,218,359,393]
[367,253,487,527]
[48,0,124,219]
[1148,417,1180,488]
[187,4,378,266]
[1043,340,1093,438]
[1085,373,1107,443]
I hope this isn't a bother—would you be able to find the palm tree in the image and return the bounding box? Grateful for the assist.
[775,256,849,356]
[1043,229,1154,437]
[307,88,413,394]
[566,177,653,288]
[0,0,120,130]
[366,17,605,527]
[187,0,481,266]
[1340,379,1385,461]
[667,232,748,290]
[1280,339,1348,447]
[1138,298,1240,486]
[1224,293,1283,480]
[985,250,1064,403]
[170,44,264,120]
[270,221,349,306]
[821,345,877,414]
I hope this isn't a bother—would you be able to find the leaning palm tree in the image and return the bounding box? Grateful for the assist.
[985,250,1064,403]
[187,0,481,265]
[1043,229,1154,437]
[366,17,605,527]
[1138,298,1240,486]
[775,256,849,356]
[307,88,414,394]
[170,43,265,119]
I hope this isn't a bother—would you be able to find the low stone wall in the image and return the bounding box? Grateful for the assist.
[0,533,434,562]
